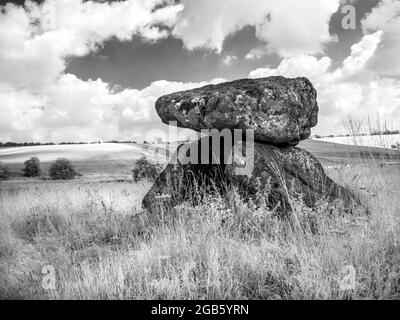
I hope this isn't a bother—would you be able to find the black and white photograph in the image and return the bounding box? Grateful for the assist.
[0,0,399,305]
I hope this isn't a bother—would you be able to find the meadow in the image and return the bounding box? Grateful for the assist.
[0,141,400,299]
[316,134,400,149]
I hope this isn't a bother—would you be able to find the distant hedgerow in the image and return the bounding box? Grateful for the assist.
[132,156,162,182]
[49,158,78,180]
[0,161,10,180]
[23,157,42,177]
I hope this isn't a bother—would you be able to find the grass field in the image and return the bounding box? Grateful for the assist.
[2,139,400,177]
[0,142,170,179]
[316,134,400,149]
[1,140,400,299]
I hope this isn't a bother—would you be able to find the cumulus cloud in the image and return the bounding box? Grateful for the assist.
[219,55,238,66]
[0,83,46,140]
[244,48,267,60]
[0,71,225,142]
[0,0,231,143]
[1,0,399,142]
[249,55,333,82]
[249,31,400,135]
[0,0,182,91]
[172,0,340,57]
[361,0,400,76]
[0,0,192,142]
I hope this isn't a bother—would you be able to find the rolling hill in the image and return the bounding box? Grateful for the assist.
[1,139,400,178]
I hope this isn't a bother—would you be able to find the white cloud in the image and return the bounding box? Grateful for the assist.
[249,31,400,135]
[0,83,46,140]
[245,48,267,60]
[0,72,225,142]
[1,0,399,142]
[0,0,191,142]
[172,0,340,57]
[0,0,182,91]
[249,55,333,83]
[338,31,383,76]
[361,0,400,76]
[219,55,238,66]
[254,0,339,57]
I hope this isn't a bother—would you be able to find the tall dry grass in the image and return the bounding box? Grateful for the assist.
[0,162,399,300]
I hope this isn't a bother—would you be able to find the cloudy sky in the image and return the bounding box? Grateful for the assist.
[0,0,399,142]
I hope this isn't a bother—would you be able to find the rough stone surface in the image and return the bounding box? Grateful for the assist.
[142,138,360,214]
[155,76,318,146]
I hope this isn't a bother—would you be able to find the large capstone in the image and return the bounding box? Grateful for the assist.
[155,76,319,146]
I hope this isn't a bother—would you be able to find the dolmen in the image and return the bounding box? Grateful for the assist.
[142,76,360,215]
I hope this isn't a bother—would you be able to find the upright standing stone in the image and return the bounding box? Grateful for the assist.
[142,137,361,214]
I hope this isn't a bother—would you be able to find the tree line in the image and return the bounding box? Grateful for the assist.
[0,141,142,148]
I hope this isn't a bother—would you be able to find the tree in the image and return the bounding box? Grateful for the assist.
[132,156,161,182]
[23,157,42,177]
[0,162,10,180]
[49,158,78,180]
